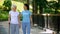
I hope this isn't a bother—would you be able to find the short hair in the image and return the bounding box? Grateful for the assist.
[24,4,29,10]
[11,4,17,9]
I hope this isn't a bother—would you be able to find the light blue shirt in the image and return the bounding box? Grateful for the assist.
[21,10,32,23]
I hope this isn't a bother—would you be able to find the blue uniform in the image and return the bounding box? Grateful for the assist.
[21,10,32,34]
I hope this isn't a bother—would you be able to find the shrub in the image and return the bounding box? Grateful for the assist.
[0,5,3,9]
[2,6,7,11]
[0,10,8,21]
[3,0,12,11]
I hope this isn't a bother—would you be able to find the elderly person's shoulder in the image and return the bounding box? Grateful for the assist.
[16,11,20,14]
[9,10,12,14]
[16,11,19,13]
[9,10,13,12]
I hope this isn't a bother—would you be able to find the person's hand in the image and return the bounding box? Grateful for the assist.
[19,22,21,28]
[8,21,10,25]
[31,21,34,27]
[19,24,21,28]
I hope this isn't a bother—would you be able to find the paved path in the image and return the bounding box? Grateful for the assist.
[0,21,45,34]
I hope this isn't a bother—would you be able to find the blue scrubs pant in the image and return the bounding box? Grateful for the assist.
[22,22,30,34]
[10,24,19,34]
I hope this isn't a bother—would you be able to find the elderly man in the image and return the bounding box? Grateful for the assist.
[8,5,20,34]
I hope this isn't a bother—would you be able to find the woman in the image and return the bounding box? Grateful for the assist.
[8,5,20,34]
[21,4,33,34]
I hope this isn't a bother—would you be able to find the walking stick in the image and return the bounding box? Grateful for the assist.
[9,23,10,34]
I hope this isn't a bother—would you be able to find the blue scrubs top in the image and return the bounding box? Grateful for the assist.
[21,10,32,23]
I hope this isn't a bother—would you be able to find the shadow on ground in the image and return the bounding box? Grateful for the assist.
[0,25,7,34]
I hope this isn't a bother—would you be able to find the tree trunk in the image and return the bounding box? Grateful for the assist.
[27,0,29,5]
[32,0,38,24]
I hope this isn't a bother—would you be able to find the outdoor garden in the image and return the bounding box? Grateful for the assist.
[0,0,60,33]
[0,0,24,21]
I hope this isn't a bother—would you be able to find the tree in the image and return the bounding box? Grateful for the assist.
[32,0,47,26]
[3,0,12,11]
[47,1,60,34]
[32,0,47,14]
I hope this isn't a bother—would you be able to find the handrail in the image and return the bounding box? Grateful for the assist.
[32,13,60,16]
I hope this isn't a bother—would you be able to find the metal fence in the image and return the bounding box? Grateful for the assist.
[32,14,60,34]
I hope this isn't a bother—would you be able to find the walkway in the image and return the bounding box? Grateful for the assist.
[0,21,54,34]
[0,21,42,34]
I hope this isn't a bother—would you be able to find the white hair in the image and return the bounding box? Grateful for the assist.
[11,4,17,9]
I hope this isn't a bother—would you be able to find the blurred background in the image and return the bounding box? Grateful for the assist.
[0,0,60,34]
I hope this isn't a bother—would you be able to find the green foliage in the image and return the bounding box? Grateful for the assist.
[3,0,12,11]
[32,0,47,14]
[35,0,47,7]
[0,5,3,9]
[47,1,60,14]
[2,6,7,11]
[44,8,55,14]
[32,0,60,14]
[48,1,58,9]
[0,10,23,21]
[0,10,8,21]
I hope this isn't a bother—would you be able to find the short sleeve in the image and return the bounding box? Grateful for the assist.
[21,11,23,15]
[18,12,19,15]
[9,11,11,15]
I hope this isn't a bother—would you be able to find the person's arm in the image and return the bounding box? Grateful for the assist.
[18,14,20,24]
[18,14,21,28]
[8,14,11,24]
[30,15,33,27]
